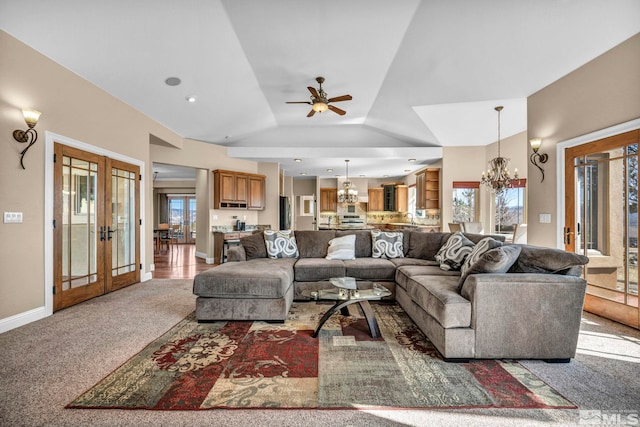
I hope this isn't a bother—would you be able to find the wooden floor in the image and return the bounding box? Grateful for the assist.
[152,244,215,279]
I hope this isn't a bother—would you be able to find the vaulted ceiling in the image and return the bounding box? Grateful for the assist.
[1,1,639,178]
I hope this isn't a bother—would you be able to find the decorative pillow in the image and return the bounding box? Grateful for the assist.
[434,231,475,271]
[508,244,589,276]
[371,230,404,259]
[458,245,522,291]
[240,232,268,260]
[460,237,503,277]
[325,234,356,260]
[263,230,299,259]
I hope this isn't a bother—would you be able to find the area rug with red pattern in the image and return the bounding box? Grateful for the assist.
[67,302,575,410]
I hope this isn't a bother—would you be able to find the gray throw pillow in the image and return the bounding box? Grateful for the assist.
[434,231,475,271]
[460,237,503,277]
[263,230,299,259]
[508,244,589,275]
[371,230,404,259]
[458,245,522,291]
[240,232,267,260]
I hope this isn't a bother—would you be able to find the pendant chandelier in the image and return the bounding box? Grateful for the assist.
[480,106,518,194]
[337,159,358,203]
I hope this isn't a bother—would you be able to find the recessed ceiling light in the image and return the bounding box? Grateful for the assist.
[294,159,302,162]
[326,168,333,172]
[404,169,411,173]
[335,174,341,177]
[408,158,416,162]
[300,172,307,176]
[383,175,389,178]
[359,175,365,177]
[165,77,181,86]
[186,95,197,103]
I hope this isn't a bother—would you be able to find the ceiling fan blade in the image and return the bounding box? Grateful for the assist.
[286,101,312,104]
[307,86,319,98]
[307,109,316,117]
[328,105,346,116]
[327,94,352,103]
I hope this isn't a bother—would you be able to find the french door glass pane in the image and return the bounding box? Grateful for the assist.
[628,145,638,305]
[64,157,98,290]
[112,168,136,276]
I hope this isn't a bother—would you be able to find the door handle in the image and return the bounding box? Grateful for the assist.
[99,226,106,241]
[107,226,115,241]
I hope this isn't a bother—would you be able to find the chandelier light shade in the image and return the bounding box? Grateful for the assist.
[337,160,358,203]
[480,106,519,194]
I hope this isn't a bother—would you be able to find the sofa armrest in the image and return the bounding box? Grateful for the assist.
[227,245,247,262]
[460,273,586,359]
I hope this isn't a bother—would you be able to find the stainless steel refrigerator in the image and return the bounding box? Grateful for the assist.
[279,196,291,230]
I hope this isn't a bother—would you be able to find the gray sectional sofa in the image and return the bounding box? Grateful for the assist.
[193,229,588,361]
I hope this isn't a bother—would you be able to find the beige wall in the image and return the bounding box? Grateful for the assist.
[527,33,640,247]
[0,30,183,320]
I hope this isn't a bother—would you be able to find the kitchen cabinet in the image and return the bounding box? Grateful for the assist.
[368,188,384,211]
[319,188,337,212]
[248,176,265,210]
[382,184,407,212]
[395,185,408,212]
[213,169,266,210]
[415,168,440,210]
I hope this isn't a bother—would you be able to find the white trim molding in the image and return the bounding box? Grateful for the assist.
[556,118,640,248]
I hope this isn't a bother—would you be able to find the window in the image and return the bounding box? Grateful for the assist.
[452,182,479,223]
[493,180,526,233]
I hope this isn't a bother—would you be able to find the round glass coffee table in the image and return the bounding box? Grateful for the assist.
[302,277,391,338]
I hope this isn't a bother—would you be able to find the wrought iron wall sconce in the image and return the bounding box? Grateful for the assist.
[529,138,548,182]
[12,108,41,169]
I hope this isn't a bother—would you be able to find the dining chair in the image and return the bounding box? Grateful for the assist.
[461,222,484,234]
[448,223,462,232]
[157,223,171,253]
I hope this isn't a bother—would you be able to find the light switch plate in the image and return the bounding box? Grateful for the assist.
[539,213,552,223]
[4,212,23,223]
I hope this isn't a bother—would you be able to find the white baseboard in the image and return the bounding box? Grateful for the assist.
[0,306,48,334]
[141,272,153,282]
[195,251,216,264]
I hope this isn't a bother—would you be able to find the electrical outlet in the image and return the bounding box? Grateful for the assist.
[539,213,552,223]
[4,212,23,223]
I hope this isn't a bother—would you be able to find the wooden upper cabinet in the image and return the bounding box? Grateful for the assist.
[319,188,337,212]
[395,185,408,212]
[368,188,384,211]
[214,169,265,210]
[247,176,265,210]
[415,171,426,210]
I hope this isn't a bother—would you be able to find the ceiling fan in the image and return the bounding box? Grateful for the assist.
[286,76,352,117]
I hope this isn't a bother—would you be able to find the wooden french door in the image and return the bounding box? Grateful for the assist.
[565,130,639,329]
[53,144,140,311]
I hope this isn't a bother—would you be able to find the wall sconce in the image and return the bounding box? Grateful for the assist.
[12,108,42,169]
[529,138,549,182]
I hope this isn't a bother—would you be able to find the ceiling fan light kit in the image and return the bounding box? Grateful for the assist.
[286,76,352,117]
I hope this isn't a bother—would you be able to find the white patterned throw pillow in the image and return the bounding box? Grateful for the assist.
[371,230,404,259]
[325,234,356,260]
[434,231,475,271]
[460,237,503,277]
[263,230,299,259]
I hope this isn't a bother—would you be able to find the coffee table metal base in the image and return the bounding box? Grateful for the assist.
[312,299,381,338]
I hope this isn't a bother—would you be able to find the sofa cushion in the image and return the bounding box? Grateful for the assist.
[336,230,372,258]
[395,265,461,290]
[460,237,503,277]
[371,230,404,259]
[406,275,471,328]
[294,258,346,281]
[434,231,475,271]
[193,258,295,298]
[264,230,299,259]
[240,232,267,260]
[388,257,439,268]
[407,232,446,260]
[463,233,506,244]
[326,234,356,260]
[458,245,522,291]
[343,258,396,280]
[295,230,336,258]
[508,244,589,275]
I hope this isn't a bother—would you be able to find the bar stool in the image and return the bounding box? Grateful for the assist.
[222,239,241,263]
